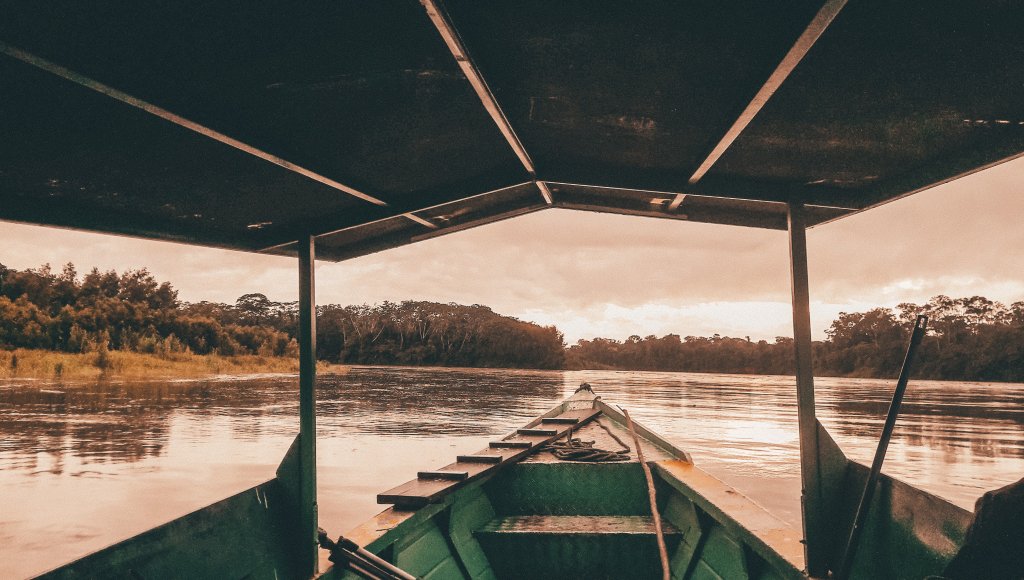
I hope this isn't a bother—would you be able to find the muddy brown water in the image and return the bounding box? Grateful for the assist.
[2,366,1022,578]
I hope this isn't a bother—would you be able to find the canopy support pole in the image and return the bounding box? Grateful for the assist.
[787,202,827,576]
[298,234,319,575]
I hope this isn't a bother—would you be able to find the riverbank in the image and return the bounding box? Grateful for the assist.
[0,348,347,380]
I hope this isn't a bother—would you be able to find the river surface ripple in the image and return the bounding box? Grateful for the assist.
[2,367,1022,578]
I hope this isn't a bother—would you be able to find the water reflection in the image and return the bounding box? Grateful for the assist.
[0,377,293,470]
[316,367,565,436]
[2,368,1023,578]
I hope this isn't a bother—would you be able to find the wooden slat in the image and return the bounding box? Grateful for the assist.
[517,428,557,436]
[489,441,532,449]
[456,455,503,464]
[478,515,680,536]
[541,417,579,424]
[377,406,601,507]
[376,478,457,507]
[418,471,469,481]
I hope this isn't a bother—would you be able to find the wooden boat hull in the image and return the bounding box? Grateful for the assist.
[321,389,971,580]
[321,390,807,580]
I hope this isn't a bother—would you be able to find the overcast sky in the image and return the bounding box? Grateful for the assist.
[2,157,1023,344]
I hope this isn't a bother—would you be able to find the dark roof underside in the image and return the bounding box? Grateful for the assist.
[1,1,1022,261]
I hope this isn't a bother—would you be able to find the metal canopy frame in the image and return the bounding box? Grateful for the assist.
[7,2,1021,262]
[421,0,554,207]
[0,42,389,208]
[687,0,848,185]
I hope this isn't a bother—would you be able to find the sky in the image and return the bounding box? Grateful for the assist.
[2,157,1023,344]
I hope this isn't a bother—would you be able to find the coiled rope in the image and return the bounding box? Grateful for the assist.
[544,419,632,462]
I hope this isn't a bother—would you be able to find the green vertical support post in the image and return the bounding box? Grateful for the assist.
[298,235,319,576]
[787,202,826,577]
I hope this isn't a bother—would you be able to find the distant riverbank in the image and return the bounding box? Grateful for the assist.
[0,348,345,380]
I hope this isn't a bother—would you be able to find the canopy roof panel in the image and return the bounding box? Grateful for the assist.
[1,1,1022,261]
[444,0,826,194]
[711,0,1024,208]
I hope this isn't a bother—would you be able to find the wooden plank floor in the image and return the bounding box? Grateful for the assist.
[377,407,602,508]
[479,515,681,536]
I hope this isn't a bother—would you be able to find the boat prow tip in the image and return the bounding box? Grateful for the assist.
[575,382,594,394]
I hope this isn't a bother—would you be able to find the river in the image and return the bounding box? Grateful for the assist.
[2,367,1023,578]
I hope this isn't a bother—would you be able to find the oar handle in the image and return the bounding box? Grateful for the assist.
[836,315,928,579]
[318,529,418,580]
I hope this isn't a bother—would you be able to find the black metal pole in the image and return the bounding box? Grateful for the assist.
[787,202,828,576]
[837,314,928,579]
[298,235,319,575]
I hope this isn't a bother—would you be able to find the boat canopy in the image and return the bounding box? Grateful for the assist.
[2,1,1023,261]
[8,4,1021,577]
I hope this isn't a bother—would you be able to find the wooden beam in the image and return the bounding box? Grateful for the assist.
[402,212,439,229]
[688,0,848,184]
[420,0,551,206]
[545,179,860,210]
[546,181,686,198]
[409,206,546,243]
[257,181,536,254]
[787,202,827,577]
[297,235,319,575]
[536,181,555,204]
[0,41,388,207]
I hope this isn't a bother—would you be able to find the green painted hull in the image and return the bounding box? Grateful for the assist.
[34,477,305,580]
[321,392,806,580]
[327,462,801,580]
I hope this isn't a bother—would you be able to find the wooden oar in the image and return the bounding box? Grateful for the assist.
[836,315,929,579]
[319,529,417,580]
[623,408,671,580]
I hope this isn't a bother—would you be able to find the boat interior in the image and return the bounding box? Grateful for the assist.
[336,389,970,580]
[4,0,1021,578]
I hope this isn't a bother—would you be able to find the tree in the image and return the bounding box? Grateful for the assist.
[234,293,273,326]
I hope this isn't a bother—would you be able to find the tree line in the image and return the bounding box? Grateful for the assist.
[0,263,565,369]
[0,263,299,360]
[2,262,1022,380]
[567,295,1024,382]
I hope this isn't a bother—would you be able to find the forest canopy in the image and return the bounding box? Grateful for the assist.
[1,263,1022,380]
[0,263,564,369]
[567,296,1024,381]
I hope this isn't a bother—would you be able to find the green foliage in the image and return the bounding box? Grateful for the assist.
[0,263,565,370]
[95,331,113,370]
[567,333,796,375]
[571,296,1024,381]
[3,260,1019,379]
[316,301,565,369]
[0,262,291,359]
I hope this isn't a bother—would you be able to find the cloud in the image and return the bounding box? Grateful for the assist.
[807,155,1024,308]
[328,209,792,312]
[518,300,874,344]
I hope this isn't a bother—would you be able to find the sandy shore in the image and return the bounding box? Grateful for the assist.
[0,348,347,380]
